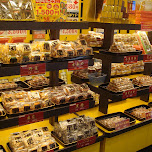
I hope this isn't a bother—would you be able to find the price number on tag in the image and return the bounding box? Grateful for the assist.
[124,55,138,64]
[115,118,130,131]
[69,100,89,113]
[145,111,152,120]
[122,89,137,99]
[68,60,88,71]
[19,111,44,126]
[143,54,152,62]
[77,136,96,149]
[20,63,46,76]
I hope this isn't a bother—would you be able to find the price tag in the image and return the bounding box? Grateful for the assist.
[124,55,138,64]
[77,136,96,149]
[47,150,54,152]
[145,111,152,120]
[143,54,152,62]
[149,85,152,93]
[115,119,130,131]
[122,89,137,99]
[19,111,44,126]
[69,100,89,113]
[68,60,88,71]
[20,63,46,76]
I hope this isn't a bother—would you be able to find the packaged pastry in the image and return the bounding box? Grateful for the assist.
[9,127,57,152]
[132,76,152,87]
[54,115,98,144]
[107,77,134,92]
[0,104,5,117]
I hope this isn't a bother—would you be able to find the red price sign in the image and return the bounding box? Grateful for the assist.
[20,63,46,76]
[47,150,54,152]
[69,100,89,113]
[77,136,96,149]
[149,85,152,93]
[143,55,152,62]
[145,111,152,120]
[68,60,88,71]
[124,55,138,64]
[115,118,130,131]
[19,111,44,126]
[122,89,137,99]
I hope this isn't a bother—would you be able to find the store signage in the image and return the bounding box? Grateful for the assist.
[60,29,78,35]
[141,24,152,31]
[20,63,46,76]
[68,59,88,71]
[19,111,44,126]
[124,55,138,64]
[0,30,27,36]
[143,54,152,62]
[33,30,45,40]
[69,100,89,113]
[77,136,96,149]
[149,86,152,93]
[145,111,152,120]
[115,118,130,131]
[122,89,137,99]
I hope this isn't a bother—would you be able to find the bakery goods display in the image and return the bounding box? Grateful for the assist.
[1,83,94,114]
[99,116,128,129]
[107,78,134,92]
[132,75,152,87]
[0,82,18,90]
[9,127,58,152]
[114,33,140,45]
[73,61,144,78]
[54,115,98,144]
[27,76,50,88]
[0,40,92,64]
[109,42,136,53]
[0,0,35,20]
[131,107,152,119]
[79,31,104,47]
[0,104,5,117]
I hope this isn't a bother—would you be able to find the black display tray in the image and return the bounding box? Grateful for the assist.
[99,83,149,100]
[51,131,98,147]
[7,142,59,152]
[52,55,93,62]
[124,105,151,121]
[2,101,55,118]
[0,145,6,152]
[71,74,89,84]
[95,112,136,131]
[148,102,152,107]
[25,78,65,90]
[0,99,95,129]
[99,49,142,56]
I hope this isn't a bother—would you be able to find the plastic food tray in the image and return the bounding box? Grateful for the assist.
[95,112,136,131]
[124,105,151,121]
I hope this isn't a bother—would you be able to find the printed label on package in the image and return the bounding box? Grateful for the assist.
[122,89,137,99]
[19,111,44,126]
[115,118,130,131]
[124,55,138,64]
[145,111,152,120]
[69,100,89,113]
[20,63,46,76]
[143,54,152,62]
[68,59,88,71]
[77,136,96,149]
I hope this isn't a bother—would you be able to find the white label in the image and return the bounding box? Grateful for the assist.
[60,29,78,35]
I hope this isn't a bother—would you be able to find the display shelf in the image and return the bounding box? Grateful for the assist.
[51,132,104,152]
[89,22,141,30]
[0,21,89,30]
[0,56,93,77]
[0,99,95,129]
